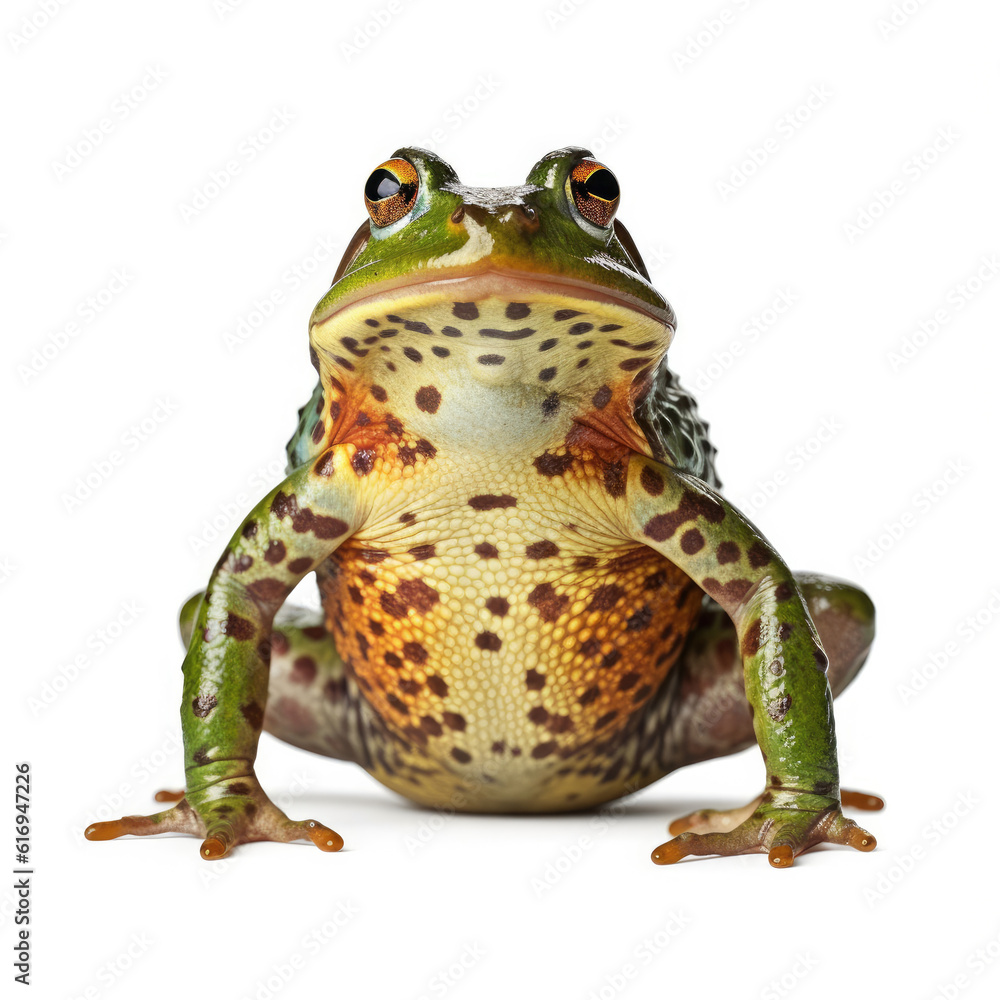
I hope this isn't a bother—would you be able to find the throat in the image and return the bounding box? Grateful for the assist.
[310,284,668,456]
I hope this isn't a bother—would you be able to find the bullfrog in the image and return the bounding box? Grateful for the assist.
[86,147,881,867]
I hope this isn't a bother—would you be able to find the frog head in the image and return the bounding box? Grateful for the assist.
[307,148,676,454]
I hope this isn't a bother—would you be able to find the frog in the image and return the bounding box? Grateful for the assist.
[86,146,882,867]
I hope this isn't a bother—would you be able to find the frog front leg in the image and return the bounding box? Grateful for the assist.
[624,457,877,868]
[86,446,364,859]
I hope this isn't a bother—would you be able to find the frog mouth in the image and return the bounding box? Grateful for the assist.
[311,268,675,333]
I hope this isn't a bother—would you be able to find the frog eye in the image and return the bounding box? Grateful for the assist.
[364,158,419,227]
[568,159,620,228]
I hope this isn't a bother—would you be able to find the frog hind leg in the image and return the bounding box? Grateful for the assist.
[179,591,372,765]
[654,572,882,852]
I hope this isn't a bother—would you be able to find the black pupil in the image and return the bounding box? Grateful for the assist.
[584,168,619,201]
[366,169,401,201]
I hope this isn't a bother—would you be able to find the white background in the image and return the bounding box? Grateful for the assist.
[4,0,999,997]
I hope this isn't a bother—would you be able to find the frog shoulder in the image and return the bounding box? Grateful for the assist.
[285,379,325,473]
[633,358,722,489]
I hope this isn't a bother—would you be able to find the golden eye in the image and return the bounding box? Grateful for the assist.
[364,158,419,227]
[568,159,620,228]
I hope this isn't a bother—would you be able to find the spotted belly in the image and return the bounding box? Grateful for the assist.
[318,523,702,812]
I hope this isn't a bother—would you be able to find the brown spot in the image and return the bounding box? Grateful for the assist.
[748,542,771,569]
[581,638,601,656]
[578,686,600,706]
[468,494,517,510]
[426,675,449,697]
[264,540,286,564]
[451,747,472,764]
[525,669,545,690]
[396,578,439,613]
[403,346,423,363]
[602,460,626,498]
[619,357,647,371]
[370,384,388,402]
[779,623,793,640]
[313,451,336,478]
[420,715,443,736]
[767,695,792,722]
[485,596,510,617]
[716,541,741,564]
[242,521,258,539]
[632,683,652,703]
[680,529,704,554]
[592,385,612,409]
[247,578,286,606]
[408,543,435,560]
[399,678,422,695]
[742,618,764,657]
[525,540,559,559]
[640,465,664,496]
[415,386,441,413]
[541,392,560,418]
[240,701,264,730]
[538,366,556,381]
[618,671,640,691]
[506,302,531,319]
[626,606,652,631]
[475,631,502,652]
[703,577,753,605]
[386,693,408,714]
[643,490,726,542]
[528,583,569,623]
[595,710,618,729]
[384,651,402,669]
[233,554,253,573]
[453,302,479,320]
[528,706,548,725]
[191,694,217,718]
[351,449,376,476]
[589,584,624,611]
[601,649,621,668]
[192,747,213,766]
[288,556,312,574]
[291,656,317,683]
[491,740,506,754]
[474,542,499,559]
[554,309,582,320]
[533,451,574,477]
[775,582,794,602]
[227,782,251,796]
[402,641,428,664]
[531,741,557,759]
[223,612,254,641]
[269,632,289,655]
[443,712,467,731]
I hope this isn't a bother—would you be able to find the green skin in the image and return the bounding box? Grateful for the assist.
[86,147,878,866]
